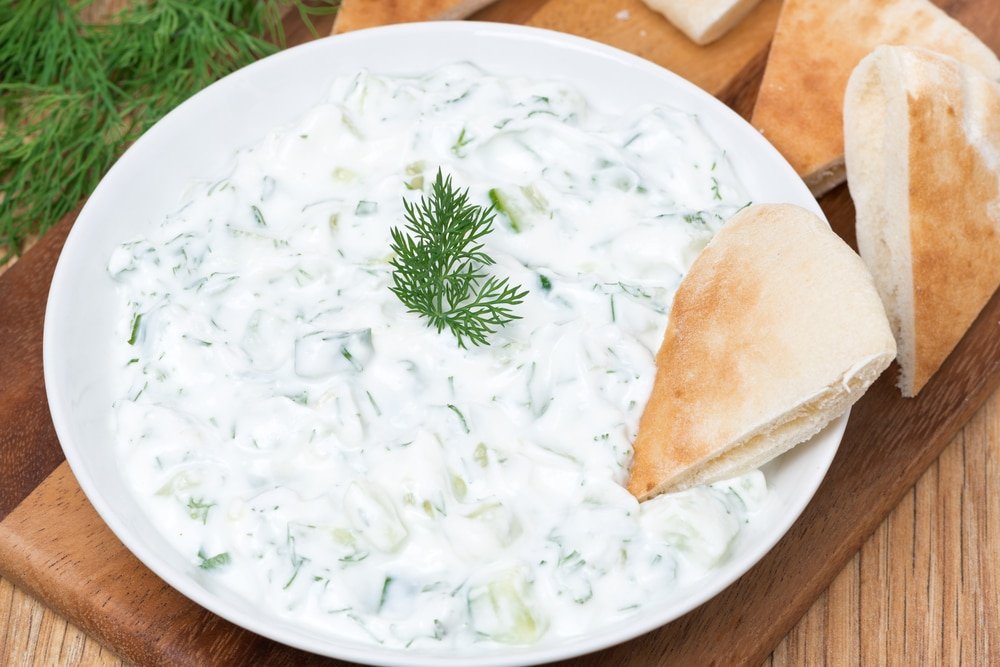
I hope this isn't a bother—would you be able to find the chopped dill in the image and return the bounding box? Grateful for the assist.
[127,313,142,345]
[446,403,470,434]
[450,127,472,156]
[378,576,393,611]
[186,498,216,524]
[251,205,267,227]
[388,170,528,348]
[197,549,231,570]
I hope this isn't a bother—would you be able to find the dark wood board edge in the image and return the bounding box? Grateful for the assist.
[0,213,76,520]
[715,38,770,120]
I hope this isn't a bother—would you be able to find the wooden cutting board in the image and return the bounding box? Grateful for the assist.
[332,0,501,33]
[1,1,998,665]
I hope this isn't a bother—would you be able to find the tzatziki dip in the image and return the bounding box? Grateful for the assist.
[108,63,767,651]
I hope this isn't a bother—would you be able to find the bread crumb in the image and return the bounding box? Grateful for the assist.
[615,9,631,21]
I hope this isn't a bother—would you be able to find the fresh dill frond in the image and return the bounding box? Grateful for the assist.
[0,0,339,264]
[389,170,528,348]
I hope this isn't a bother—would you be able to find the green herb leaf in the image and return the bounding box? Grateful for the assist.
[378,575,393,611]
[446,404,470,434]
[186,498,215,525]
[128,312,143,345]
[251,205,267,227]
[197,549,230,570]
[388,170,528,348]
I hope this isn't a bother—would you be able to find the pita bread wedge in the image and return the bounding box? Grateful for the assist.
[332,0,497,34]
[627,204,895,501]
[643,0,764,45]
[751,0,1000,197]
[845,46,1000,397]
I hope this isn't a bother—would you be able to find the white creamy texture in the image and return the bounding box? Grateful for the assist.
[109,64,767,650]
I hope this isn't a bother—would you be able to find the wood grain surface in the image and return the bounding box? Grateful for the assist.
[525,0,782,96]
[2,0,999,666]
[332,0,499,33]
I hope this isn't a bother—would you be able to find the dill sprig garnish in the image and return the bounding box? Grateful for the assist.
[0,0,339,264]
[389,170,529,349]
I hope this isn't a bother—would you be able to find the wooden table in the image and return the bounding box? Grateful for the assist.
[3,385,997,665]
[2,2,998,665]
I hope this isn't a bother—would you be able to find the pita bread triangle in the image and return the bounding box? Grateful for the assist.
[627,204,895,501]
[751,0,1000,197]
[332,0,498,34]
[845,46,1000,397]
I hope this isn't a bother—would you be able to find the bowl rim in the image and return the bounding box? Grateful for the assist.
[43,20,842,667]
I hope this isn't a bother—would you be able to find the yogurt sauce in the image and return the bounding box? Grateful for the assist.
[108,63,767,650]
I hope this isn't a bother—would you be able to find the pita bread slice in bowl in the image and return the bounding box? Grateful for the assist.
[628,203,896,500]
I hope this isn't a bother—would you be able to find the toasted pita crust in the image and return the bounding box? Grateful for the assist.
[845,46,1000,397]
[751,0,1000,197]
[332,0,497,34]
[643,0,764,45]
[627,204,895,501]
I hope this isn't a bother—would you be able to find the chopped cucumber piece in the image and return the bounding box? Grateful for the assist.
[489,188,522,233]
[450,472,468,501]
[474,442,489,467]
[344,482,408,553]
[155,470,199,497]
[468,570,544,643]
[489,184,548,233]
[355,200,378,216]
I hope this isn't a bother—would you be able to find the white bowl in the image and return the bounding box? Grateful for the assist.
[44,22,842,667]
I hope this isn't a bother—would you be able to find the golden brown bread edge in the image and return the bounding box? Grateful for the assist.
[627,204,896,501]
[845,46,1000,397]
[750,0,1000,197]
